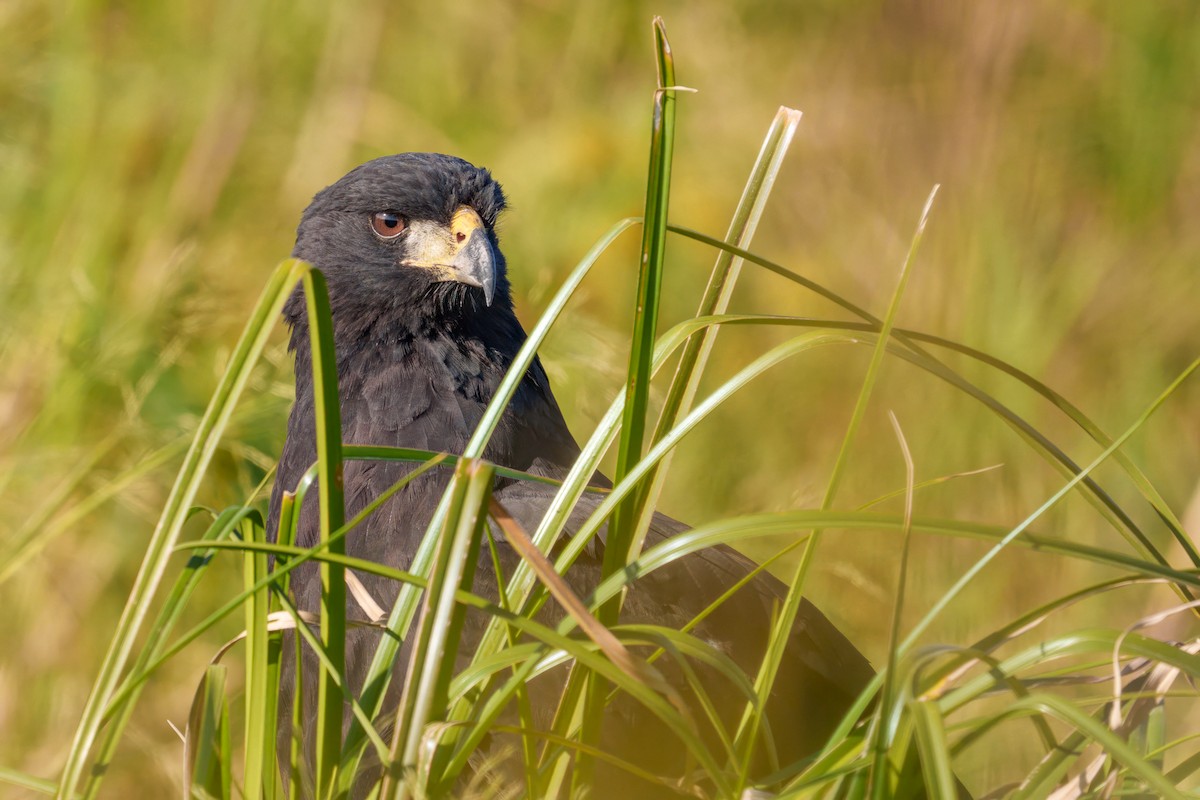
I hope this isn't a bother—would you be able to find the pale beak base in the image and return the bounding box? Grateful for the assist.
[398,205,497,306]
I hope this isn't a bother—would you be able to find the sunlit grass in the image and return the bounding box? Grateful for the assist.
[2,4,1199,799]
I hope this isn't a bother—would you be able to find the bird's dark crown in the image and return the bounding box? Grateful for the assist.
[298,153,506,228]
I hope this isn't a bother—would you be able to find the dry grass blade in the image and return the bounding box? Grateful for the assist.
[207,609,319,666]
[1045,759,1108,800]
[487,497,694,724]
[857,463,1003,510]
[1050,639,1200,799]
[346,569,388,622]
[1111,605,1200,727]
[870,410,917,796]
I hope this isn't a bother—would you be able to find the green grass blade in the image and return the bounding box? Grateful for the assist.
[82,505,248,799]
[517,316,836,598]
[0,767,59,796]
[1007,693,1185,800]
[871,414,917,796]
[937,630,1200,716]
[242,513,271,800]
[892,332,1198,567]
[167,520,1200,797]
[604,16,679,593]
[898,358,1199,657]
[636,106,802,554]
[887,341,1190,589]
[546,331,852,589]
[269,590,392,762]
[1145,697,1166,771]
[0,435,187,587]
[299,268,347,798]
[341,444,601,491]
[54,258,310,800]
[1164,742,1200,782]
[173,545,726,793]
[577,33,682,784]
[189,512,1200,630]
[909,701,957,800]
[392,460,492,797]
[462,216,637,461]
[668,225,1191,578]
[450,622,730,796]
[468,318,827,682]
[102,456,449,720]
[378,460,473,797]
[525,307,1200,623]
[486,725,690,794]
[185,664,233,800]
[735,186,939,764]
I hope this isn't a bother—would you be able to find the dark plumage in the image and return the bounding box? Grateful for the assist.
[270,153,875,798]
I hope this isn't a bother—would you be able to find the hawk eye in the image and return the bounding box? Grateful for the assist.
[370,211,406,239]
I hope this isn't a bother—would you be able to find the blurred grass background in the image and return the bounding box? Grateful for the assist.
[1,1,1198,795]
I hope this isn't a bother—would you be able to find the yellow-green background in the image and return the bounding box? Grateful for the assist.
[2,1,1197,795]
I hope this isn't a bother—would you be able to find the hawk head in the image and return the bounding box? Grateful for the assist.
[291,153,511,323]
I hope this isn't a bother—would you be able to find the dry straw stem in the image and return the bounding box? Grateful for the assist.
[487,497,694,724]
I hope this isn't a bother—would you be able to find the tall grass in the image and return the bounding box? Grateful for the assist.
[2,4,1199,799]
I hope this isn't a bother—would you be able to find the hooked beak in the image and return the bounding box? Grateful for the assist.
[448,228,496,306]
[400,206,497,306]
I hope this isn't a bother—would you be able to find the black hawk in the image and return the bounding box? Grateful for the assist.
[270,153,874,797]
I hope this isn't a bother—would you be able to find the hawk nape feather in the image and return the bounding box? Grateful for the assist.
[269,153,877,799]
